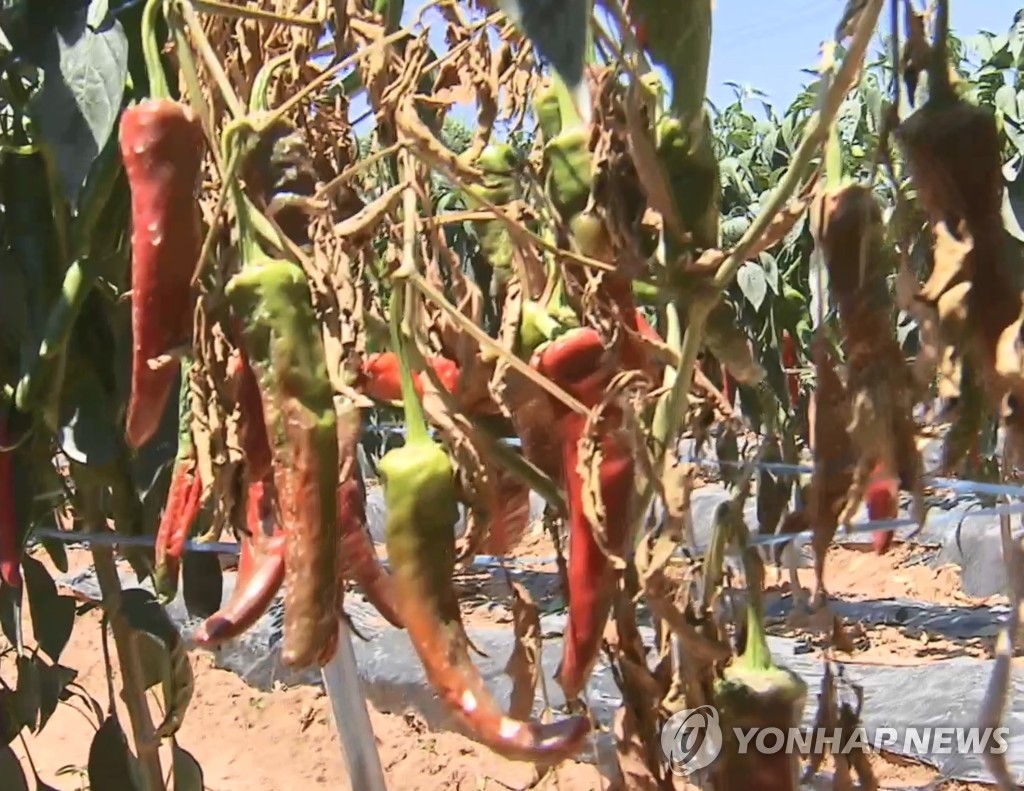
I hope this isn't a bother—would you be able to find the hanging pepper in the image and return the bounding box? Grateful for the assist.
[226,257,341,668]
[530,327,636,700]
[867,462,900,555]
[0,413,20,588]
[336,402,403,628]
[358,351,460,404]
[380,286,588,760]
[153,366,204,602]
[234,344,273,483]
[120,0,205,448]
[193,479,285,646]
[713,540,807,791]
[461,144,520,287]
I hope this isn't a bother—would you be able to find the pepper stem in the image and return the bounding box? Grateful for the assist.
[389,286,430,446]
[141,0,170,100]
[739,546,774,672]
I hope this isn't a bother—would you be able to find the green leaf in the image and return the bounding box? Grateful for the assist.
[736,261,768,311]
[758,251,780,293]
[88,715,137,791]
[119,588,193,737]
[1003,180,1024,243]
[0,582,22,653]
[39,536,68,574]
[0,745,29,791]
[172,741,204,791]
[21,556,75,663]
[28,5,129,208]
[37,658,77,731]
[0,689,22,746]
[13,654,40,732]
[498,0,590,118]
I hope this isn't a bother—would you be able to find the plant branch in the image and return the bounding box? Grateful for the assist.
[83,484,166,791]
[192,0,322,28]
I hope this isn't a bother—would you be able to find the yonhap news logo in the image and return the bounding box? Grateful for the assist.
[660,706,1011,775]
[660,706,723,775]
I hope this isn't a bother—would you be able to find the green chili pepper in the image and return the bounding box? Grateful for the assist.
[543,126,592,224]
[379,285,588,762]
[461,143,520,279]
[712,539,806,791]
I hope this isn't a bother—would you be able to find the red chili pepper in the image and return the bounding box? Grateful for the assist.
[531,328,635,699]
[359,351,460,403]
[0,415,21,589]
[120,100,205,449]
[193,479,285,646]
[867,462,900,554]
[236,347,273,483]
[781,330,800,406]
[154,458,203,601]
[154,372,204,600]
[336,408,403,628]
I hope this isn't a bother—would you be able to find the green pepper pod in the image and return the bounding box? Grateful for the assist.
[461,143,519,278]
[225,257,340,669]
[381,287,588,762]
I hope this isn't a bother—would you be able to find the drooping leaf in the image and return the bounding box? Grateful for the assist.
[759,251,780,293]
[736,261,768,311]
[37,657,77,731]
[39,535,68,574]
[503,582,541,720]
[13,654,40,732]
[171,740,204,791]
[0,745,29,791]
[0,689,22,746]
[28,3,129,207]
[87,715,136,791]
[119,588,193,737]
[21,556,75,663]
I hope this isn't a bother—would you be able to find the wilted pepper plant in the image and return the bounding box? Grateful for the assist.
[2,0,1024,789]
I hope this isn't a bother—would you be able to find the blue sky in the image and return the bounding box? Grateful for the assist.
[344,1,1022,134]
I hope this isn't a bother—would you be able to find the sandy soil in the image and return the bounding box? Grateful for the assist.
[2,529,1007,790]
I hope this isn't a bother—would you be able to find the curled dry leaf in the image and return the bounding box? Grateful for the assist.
[504,582,542,720]
[897,89,1024,460]
[809,183,923,529]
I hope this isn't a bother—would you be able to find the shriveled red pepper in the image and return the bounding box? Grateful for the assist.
[154,368,204,601]
[0,414,20,588]
[336,402,403,628]
[121,0,205,449]
[530,327,635,700]
[227,255,341,669]
[380,287,588,761]
[867,462,900,554]
[359,351,460,403]
[193,479,285,646]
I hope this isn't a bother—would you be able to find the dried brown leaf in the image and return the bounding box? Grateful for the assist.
[504,582,542,720]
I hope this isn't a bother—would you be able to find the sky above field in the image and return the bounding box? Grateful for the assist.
[345,1,1023,133]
